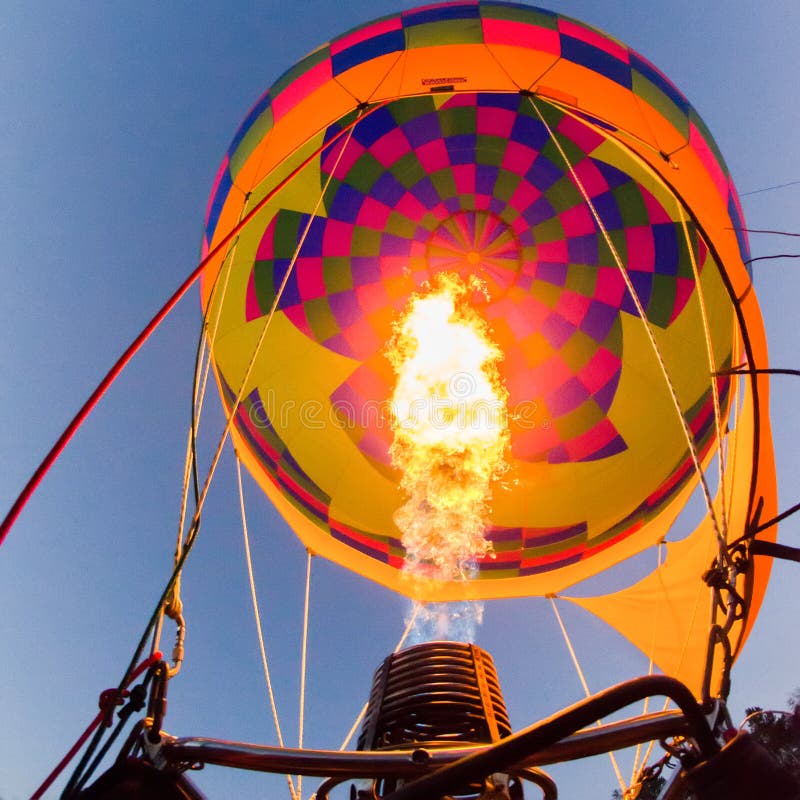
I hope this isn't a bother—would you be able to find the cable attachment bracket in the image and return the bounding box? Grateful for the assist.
[145,660,170,745]
[162,574,186,678]
[700,550,748,703]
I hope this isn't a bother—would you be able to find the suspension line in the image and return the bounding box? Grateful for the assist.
[527,94,727,564]
[237,456,299,800]
[549,597,626,794]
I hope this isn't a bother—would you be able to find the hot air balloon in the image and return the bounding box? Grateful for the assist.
[189,2,786,795]
[5,3,799,799]
[198,0,776,701]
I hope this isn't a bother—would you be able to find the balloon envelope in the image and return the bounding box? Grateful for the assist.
[199,3,776,692]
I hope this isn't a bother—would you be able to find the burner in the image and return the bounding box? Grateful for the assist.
[358,641,511,751]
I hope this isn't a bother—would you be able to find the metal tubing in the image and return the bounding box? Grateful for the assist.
[162,708,693,777]
[381,676,716,800]
[516,768,558,800]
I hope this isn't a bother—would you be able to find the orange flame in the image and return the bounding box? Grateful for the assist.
[388,274,509,582]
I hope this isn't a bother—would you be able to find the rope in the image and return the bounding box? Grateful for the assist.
[278,119,365,800]
[57,120,358,780]
[338,604,421,751]
[0,102,381,551]
[39,652,161,800]
[549,597,626,793]
[527,94,727,564]
[727,226,800,238]
[34,712,109,799]
[637,523,719,775]
[739,179,800,197]
[160,109,365,638]
[298,551,313,800]
[630,542,663,785]
[745,253,800,265]
[549,597,591,698]
[58,104,365,800]
[153,240,240,660]
[677,205,729,549]
[237,457,299,800]
[60,504,206,799]
[339,707,368,755]
[539,92,682,170]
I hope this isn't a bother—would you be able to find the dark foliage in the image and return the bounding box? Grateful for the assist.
[741,691,800,774]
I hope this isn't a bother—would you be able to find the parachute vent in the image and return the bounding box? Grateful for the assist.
[357,641,511,751]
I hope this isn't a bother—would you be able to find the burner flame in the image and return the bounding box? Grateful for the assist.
[388,273,509,584]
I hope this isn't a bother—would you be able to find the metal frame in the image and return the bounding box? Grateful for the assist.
[154,676,716,798]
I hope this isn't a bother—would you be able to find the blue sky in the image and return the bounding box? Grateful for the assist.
[2,2,800,798]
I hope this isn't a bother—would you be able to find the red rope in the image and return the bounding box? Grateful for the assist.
[29,651,162,799]
[1,103,385,550]
[30,709,106,799]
